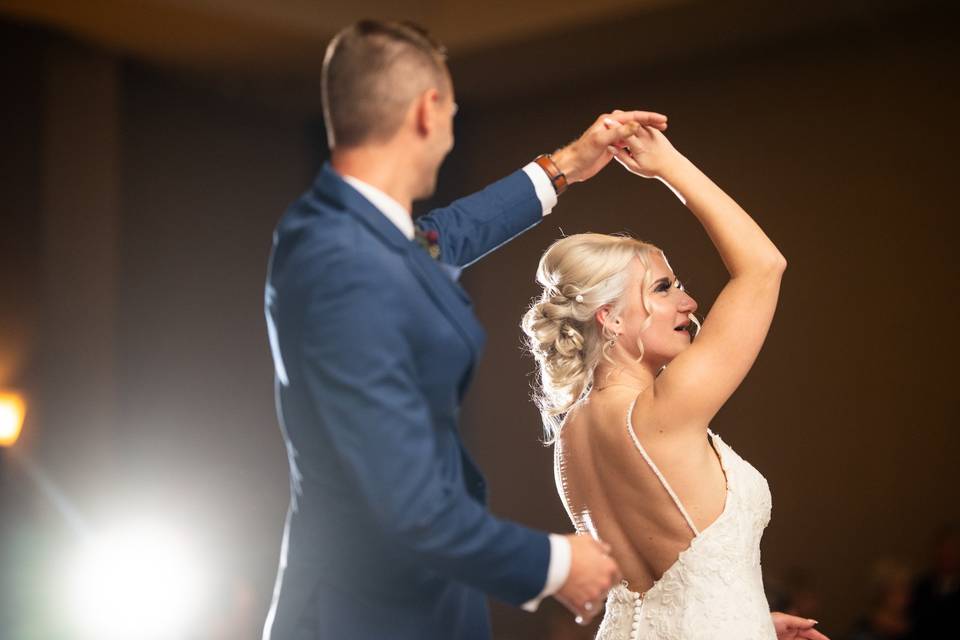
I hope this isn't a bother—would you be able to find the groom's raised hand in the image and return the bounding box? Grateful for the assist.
[555,533,622,625]
[551,110,668,185]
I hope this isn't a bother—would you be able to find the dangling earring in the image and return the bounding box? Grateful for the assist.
[608,337,617,349]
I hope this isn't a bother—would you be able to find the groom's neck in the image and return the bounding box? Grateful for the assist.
[331,144,421,214]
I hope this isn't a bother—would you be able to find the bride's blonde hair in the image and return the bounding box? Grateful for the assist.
[521,233,662,444]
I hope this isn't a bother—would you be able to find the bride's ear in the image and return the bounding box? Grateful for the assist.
[595,305,619,333]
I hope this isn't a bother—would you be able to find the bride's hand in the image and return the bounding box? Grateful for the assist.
[770,612,831,640]
[605,120,683,179]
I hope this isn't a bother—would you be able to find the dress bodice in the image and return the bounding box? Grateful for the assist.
[556,399,777,640]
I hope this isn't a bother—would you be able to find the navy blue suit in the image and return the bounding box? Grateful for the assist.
[263,164,551,640]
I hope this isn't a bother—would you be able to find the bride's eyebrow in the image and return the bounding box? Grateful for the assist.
[650,276,671,289]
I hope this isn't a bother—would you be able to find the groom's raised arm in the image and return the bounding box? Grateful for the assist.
[417,110,669,268]
[415,166,549,269]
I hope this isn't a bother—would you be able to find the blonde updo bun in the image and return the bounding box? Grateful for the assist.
[521,233,661,443]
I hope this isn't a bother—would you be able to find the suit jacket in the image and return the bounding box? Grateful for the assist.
[262,163,551,640]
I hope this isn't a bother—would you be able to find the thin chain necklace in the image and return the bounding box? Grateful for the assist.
[593,372,651,393]
[593,382,648,392]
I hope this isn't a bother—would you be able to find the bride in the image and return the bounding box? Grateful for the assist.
[522,123,829,640]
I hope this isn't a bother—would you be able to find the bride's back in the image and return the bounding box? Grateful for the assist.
[555,386,728,595]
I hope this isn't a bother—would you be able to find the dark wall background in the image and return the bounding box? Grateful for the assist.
[1,3,958,638]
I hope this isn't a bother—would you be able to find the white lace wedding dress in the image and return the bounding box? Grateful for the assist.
[557,398,778,640]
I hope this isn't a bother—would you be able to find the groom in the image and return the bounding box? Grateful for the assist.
[263,19,667,640]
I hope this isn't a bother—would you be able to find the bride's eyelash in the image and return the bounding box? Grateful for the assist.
[653,274,687,293]
[670,272,685,291]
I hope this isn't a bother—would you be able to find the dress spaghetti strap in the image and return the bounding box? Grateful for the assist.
[625,397,700,536]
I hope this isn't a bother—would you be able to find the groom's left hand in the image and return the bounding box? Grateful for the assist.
[771,612,831,640]
[551,110,668,184]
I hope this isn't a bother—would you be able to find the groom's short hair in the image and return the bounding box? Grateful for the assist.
[322,20,449,149]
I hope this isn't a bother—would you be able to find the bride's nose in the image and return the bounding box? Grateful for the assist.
[678,293,697,314]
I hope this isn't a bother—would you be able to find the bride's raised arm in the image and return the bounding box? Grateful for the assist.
[611,126,787,432]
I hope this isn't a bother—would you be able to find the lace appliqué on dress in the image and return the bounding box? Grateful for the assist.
[591,431,777,640]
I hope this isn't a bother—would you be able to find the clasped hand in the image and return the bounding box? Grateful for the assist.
[551,109,670,184]
[554,533,621,626]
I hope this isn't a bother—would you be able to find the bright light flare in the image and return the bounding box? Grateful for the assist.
[67,521,209,640]
[0,391,25,447]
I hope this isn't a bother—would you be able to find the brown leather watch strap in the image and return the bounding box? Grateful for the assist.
[534,153,568,195]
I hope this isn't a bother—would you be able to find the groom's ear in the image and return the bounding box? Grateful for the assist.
[412,88,440,137]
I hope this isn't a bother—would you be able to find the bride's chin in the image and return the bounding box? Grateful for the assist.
[658,347,688,369]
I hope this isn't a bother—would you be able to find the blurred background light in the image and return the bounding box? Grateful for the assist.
[66,519,209,640]
[0,391,25,447]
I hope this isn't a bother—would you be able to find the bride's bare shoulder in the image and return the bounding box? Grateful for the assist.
[555,400,586,444]
[559,390,644,448]
[556,397,601,448]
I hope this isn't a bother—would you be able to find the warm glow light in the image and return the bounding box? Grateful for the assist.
[67,520,209,640]
[0,391,25,447]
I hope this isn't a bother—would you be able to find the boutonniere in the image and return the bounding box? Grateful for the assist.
[415,228,441,260]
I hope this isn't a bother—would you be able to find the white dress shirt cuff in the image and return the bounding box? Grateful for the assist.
[521,533,571,612]
[522,162,559,216]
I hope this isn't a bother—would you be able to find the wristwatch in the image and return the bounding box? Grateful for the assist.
[534,153,568,195]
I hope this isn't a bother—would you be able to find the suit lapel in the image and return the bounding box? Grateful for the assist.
[312,165,486,363]
[311,164,410,252]
[405,246,486,362]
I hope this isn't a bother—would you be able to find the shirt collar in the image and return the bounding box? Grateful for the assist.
[341,174,415,241]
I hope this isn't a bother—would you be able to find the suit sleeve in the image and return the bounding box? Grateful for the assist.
[300,245,550,605]
[416,169,543,268]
